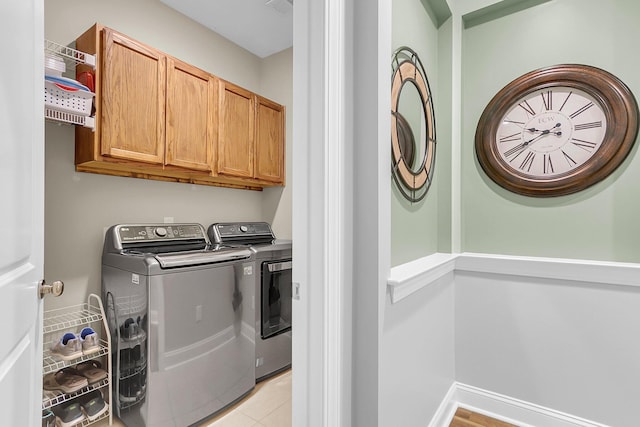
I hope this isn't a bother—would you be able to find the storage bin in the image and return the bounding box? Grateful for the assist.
[45,54,66,77]
[44,79,93,116]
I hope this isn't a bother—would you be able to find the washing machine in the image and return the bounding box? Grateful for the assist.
[102,223,255,427]
[208,222,292,381]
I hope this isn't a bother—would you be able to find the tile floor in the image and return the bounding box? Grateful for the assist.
[200,370,292,427]
[102,369,292,427]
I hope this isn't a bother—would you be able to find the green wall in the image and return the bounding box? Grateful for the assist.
[461,0,640,262]
[392,0,452,266]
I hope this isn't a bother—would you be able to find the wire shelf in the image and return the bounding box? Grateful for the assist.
[43,341,110,376]
[42,294,113,425]
[43,302,104,335]
[78,408,110,427]
[42,377,110,410]
[45,39,96,68]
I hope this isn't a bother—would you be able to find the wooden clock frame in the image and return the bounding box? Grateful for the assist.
[475,64,639,197]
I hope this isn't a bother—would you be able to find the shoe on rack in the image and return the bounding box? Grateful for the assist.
[79,390,108,421]
[53,401,85,427]
[120,318,140,340]
[43,369,88,394]
[79,327,100,355]
[75,360,108,384]
[50,332,82,361]
[41,409,55,427]
[119,378,145,403]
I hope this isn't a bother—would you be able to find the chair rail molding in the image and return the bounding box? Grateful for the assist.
[388,252,640,303]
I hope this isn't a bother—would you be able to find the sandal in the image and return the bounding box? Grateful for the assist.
[75,360,108,384]
[43,370,88,394]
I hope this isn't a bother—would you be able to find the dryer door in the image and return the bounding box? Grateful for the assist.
[261,259,292,339]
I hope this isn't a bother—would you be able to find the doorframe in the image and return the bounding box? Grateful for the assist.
[292,0,391,425]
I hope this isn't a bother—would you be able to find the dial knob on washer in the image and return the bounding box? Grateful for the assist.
[240,225,248,233]
[155,227,167,237]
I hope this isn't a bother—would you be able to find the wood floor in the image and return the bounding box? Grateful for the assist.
[449,407,518,427]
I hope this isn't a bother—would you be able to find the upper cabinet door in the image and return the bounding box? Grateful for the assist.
[166,58,215,172]
[217,81,254,178]
[101,28,165,164]
[255,96,285,184]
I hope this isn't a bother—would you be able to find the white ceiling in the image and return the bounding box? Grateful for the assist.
[160,0,293,58]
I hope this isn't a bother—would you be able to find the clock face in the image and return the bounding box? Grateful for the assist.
[475,64,639,197]
[496,87,607,179]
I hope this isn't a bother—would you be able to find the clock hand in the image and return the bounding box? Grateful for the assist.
[524,133,547,144]
[524,123,562,143]
[527,123,562,133]
[504,124,563,158]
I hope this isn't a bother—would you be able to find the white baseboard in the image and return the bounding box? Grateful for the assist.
[432,382,610,427]
[428,382,458,427]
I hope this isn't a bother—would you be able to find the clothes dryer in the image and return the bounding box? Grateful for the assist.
[208,222,292,381]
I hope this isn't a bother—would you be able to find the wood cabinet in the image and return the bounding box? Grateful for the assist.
[218,81,254,178]
[75,24,285,190]
[217,82,286,185]
[100,28,165,164]
[166,57,216,172]
[255,96,285,183]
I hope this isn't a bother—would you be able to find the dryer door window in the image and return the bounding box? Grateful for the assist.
[261,260,292,339]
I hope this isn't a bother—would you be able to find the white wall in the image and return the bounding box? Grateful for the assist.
[455,264,640,427]
[44,0,292,309]
[381,272,455,426]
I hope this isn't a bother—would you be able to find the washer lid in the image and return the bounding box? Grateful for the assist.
[154,247,252,268]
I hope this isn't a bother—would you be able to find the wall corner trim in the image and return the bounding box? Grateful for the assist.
[440,382,611,427]
[387,252,457,303]
[387,252,640,304]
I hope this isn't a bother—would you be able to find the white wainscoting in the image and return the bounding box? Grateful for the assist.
[387,252,640,427]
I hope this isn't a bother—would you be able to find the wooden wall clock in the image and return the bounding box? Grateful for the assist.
[391,46,436,202]
[475,64,639,197]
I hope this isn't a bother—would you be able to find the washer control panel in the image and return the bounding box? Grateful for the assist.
[117,224,206,243]
[210,222,274,243]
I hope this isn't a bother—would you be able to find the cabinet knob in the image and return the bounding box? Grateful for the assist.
[39,280,64,299]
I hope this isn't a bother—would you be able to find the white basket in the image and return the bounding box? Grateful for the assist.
[44,80,93,116]
[44,54,66,77]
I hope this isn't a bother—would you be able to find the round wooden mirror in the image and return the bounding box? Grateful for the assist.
[391,47,436,202]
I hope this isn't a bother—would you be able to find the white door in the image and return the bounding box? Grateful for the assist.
[0,0,45,426]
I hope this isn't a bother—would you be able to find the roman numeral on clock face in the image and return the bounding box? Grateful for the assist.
[543,153,554,174]
[570,102,594,118]
[574,121,602,131]
[541,90,553,111]
[562,150,577,167]
[571,138,598,151]
[518,100,536,116]
[499,132,521,143]
[519,151,535,171]
[504,144,526,159]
